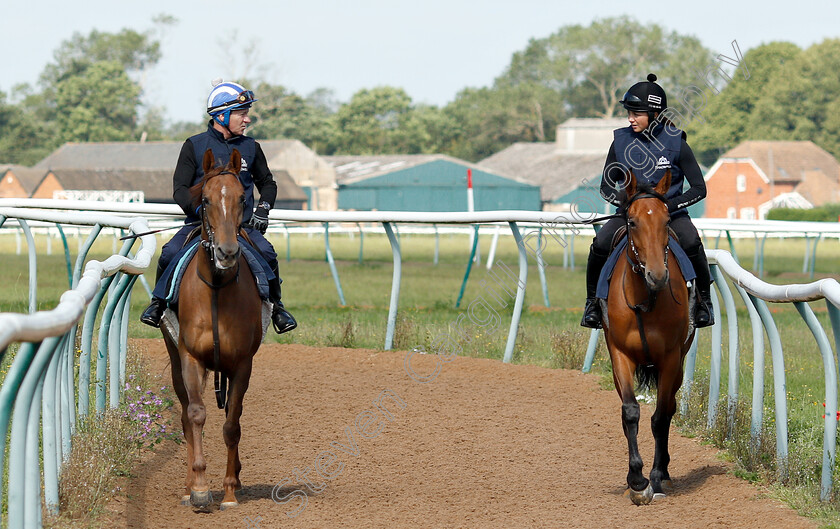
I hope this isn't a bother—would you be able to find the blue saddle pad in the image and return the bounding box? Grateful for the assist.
[154,237,273,305]
[596,236,696,300]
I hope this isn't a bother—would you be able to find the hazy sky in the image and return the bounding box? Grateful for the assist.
[3,0,839,125]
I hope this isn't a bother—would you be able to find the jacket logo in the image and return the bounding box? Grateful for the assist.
[655,156,670,170]
[240,158,248,172]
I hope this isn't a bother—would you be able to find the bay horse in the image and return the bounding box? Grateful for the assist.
[601,169,694,505]
[161,148,266,510]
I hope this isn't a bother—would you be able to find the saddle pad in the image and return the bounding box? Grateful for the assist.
[596,236,696,300]
[164,238,272,305]
[161,301,273,345]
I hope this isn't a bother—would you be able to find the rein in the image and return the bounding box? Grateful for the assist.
[198,170,241,410]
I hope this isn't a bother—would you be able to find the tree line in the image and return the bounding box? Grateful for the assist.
[2,16,839,168]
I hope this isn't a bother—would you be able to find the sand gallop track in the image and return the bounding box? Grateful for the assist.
[105,339,815,529]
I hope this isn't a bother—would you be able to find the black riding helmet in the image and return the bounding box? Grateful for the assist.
[620,73,667,122]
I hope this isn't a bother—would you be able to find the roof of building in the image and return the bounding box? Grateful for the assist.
[47,168,174,201]
[720,141,840,183]
[34,142,181,170]
[1,165,48,195]
[324,154,445,184]
[43,167,306,203]
[30,140,310,203]
[478,143,604,202]
[34,139,307,171]
[323,153,535,187]
[273,169,308,201]
[557,117,628,130]
[794,169,840,206]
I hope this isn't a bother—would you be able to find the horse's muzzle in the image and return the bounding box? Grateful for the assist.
[214,243,241,270]
[645,269,669,292]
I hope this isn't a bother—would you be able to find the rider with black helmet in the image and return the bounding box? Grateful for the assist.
[580,74,714,330]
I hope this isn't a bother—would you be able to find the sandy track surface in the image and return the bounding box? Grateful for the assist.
[104,339,815,529]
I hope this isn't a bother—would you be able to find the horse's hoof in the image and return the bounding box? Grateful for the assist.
[653,492,666,500]
[220,501,239,511]
[628,484,654,505]
[190,489,213,508]
[180,495,191,506]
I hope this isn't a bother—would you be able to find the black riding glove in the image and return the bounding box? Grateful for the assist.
[250,203,270,234]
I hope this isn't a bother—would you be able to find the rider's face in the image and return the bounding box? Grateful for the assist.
[627,110,649,132]
[227,108,251,136]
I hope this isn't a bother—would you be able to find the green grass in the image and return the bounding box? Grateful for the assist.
[2,229,840,524]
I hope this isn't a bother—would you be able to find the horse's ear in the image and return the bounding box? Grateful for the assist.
[655,170,672,196]
[625,170,637,199]
[229,149,242,174]
[202,149,215,174]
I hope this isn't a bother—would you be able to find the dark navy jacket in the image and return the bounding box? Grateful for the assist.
[172,123,277,225]
[601,123,706,218]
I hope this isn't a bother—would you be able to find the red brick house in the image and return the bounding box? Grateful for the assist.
[703,141,840,219]
[0,166,50,198]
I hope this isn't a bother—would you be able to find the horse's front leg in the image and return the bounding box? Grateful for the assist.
[220,359,253,510]
[649,358,683,496]
[164,333,194,505]
[180,352,212,508]
[611,350,653,505]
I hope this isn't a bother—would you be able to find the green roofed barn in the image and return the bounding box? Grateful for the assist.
[325,154,541,211]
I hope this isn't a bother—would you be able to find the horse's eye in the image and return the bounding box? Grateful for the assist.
[628,220,636,228]
[202,197,210,206]
[240,196,246,205]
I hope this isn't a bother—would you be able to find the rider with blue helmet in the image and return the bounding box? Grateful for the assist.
[140,79,297,335]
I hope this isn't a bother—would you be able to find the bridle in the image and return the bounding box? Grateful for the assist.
[619,190,680,363]
[198,171,242,276]
[622,191,670,294]
[196,169,242,410]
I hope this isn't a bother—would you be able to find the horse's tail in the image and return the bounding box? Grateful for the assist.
[635,364,658,391]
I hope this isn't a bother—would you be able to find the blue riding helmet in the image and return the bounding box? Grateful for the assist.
[206,80,258,127]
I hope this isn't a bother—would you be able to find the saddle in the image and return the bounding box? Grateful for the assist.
[163,236,272,306]
[596,231,696,301]
[160,233,274,345]
[597,230,698,337]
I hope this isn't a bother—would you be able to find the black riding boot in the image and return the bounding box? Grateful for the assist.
[140,261,167,328]
[688,249,715,328]
[581,246,609,329]
[268,269,297,334]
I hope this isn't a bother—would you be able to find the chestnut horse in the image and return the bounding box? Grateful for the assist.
[161,149,265,510]
[602,170,694,505]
